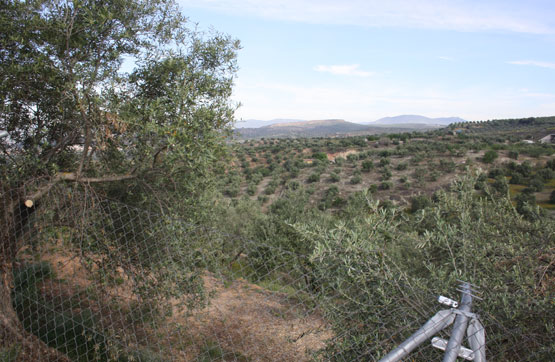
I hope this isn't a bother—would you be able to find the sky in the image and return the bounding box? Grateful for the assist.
[177,0,555,123]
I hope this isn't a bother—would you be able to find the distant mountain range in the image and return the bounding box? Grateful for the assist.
[369,115,466,126]
[235,119,304,128]
[234,118,444,139]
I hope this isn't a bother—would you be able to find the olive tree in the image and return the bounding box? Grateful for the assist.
[0,0,239,357]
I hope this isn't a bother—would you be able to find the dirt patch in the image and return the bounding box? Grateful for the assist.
[177,275,332,361]
[327,149,358,162]
[22,246,332,361]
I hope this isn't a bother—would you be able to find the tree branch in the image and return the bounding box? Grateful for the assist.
[24,172,137,207]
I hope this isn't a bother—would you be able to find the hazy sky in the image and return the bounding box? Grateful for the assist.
[177,0,555,122]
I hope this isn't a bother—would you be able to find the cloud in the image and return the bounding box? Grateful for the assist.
[508,60,555,69]
[439,56,454,61]
[314,64,374,77]
[178,0,555,34]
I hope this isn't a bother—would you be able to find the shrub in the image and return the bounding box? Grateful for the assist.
[379,158,390,167]
[508,150,519,159]
[246,184,257,196]
[488,168,504,179]
[491,175,508,195]
[312,152,328,161]
[346,153,359,162]
[350,175,362,185]
[379,181,392,190]
[380,167,392,181]
[361,160,374,172]
[482,150,498,163]
[515,192,541,220]
[307,173,320,183]
[329,172,340,183]
[537,168,554,182]
[410,194,432,212]
[528,177,544,192]
[295,174,554,360]
[509,173,524,185]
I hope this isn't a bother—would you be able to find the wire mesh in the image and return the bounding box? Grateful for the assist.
[0,182,553,361]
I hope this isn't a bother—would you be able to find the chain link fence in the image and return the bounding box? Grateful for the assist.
[1,182,553,361]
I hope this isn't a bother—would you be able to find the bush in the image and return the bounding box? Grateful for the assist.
[312,152,328,161]
[537,168,554,182]
[410,194,432,212]
[361,160,374,172]
[380,167,392,181]
[346,154,359,162]
[528,177,544,192]
[508,150,519,160]
[488,168,504,178]
[491,175,508,195]
[307,173,320,183]
[379,158,390,167]
[515,192,541,220]
[379,181,392,190]
[295,174,554,360]
[509,173,524,185]
[329,172,340,183]
[482,150,498,163]
[350,175,362,185]
[246,184,257,196]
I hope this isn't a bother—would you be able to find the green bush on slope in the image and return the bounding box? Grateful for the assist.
[294,173,553,361]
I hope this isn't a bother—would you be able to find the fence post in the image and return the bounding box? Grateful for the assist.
[442,282,473,362]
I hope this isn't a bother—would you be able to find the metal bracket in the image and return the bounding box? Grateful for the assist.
[452,308,478,320]
[431,337,474,360]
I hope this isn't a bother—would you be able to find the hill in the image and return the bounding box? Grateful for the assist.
[371,115,466,125]
[234,119,441,139]
[235,119,304,128]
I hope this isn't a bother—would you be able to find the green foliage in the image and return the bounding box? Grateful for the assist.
[410,194,432,212]
[312,152,328,161]
[379,158,390,167]
[528,177,544,192]
[294,174,554,361]
[246,184,257,196]
[13,263,111,361]
[346,154,359,162]
[0,345,20,361]
[0,0,239,194]
[482,150,498,163]
[491,175,508,195]
[379,181,392,190]
[361,160,374,172]
[307,173,320,183]
[328,172,340,183]
[350,175,362,185]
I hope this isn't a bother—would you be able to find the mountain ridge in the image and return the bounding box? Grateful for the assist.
[370,115,466,125]
[234,118,442,139]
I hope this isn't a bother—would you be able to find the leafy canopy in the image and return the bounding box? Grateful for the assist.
[0,0,240,189]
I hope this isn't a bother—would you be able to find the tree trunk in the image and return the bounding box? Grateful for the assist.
[1,196,70,361]
[1,268,70,361]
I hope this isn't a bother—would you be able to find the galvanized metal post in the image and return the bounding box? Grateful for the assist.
[379,310,456,362]
[467,318,486,362]
[442,282,473,362]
